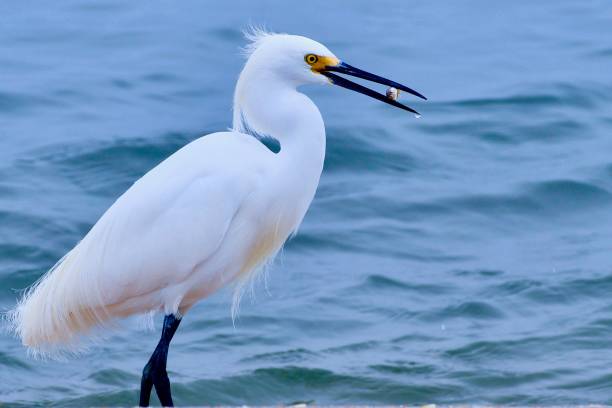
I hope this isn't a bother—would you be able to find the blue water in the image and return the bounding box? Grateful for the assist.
[2,1,612,406]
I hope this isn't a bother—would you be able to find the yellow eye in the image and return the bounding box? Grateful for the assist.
[305,54,318,65]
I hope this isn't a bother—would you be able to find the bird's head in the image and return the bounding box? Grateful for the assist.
[242,30,426,115]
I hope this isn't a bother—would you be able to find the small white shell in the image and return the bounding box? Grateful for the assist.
[386,87,400,101]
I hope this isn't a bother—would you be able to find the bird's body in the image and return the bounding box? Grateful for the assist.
[11,30,424,406]
[17,112,325,349]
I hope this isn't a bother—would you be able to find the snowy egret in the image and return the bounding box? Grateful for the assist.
[11,30,425,406]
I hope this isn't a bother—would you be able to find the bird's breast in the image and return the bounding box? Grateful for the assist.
[238,224,288,277]
[235,184,313,280]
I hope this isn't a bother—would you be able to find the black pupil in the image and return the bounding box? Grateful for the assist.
[309,55,316,63]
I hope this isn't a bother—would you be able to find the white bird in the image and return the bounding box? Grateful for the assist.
[10,30,425,406]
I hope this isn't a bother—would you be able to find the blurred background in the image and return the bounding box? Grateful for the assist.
[1,0,612,406]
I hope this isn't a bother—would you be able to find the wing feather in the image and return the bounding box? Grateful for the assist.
[11,132,265,355]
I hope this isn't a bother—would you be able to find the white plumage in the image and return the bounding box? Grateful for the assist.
[9,34,424,402]
[9,27,427,407]
[12,31,330,354]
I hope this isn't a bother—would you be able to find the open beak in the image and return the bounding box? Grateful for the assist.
[321,62,426,116]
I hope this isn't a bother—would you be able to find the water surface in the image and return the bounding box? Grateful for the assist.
[1,1,612,406]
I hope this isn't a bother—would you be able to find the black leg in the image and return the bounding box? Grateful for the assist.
[139,314,182,407]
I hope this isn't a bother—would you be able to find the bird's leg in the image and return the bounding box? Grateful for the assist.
[139,314,182,407]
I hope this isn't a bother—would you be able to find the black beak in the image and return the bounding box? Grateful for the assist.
[321,62,426,116]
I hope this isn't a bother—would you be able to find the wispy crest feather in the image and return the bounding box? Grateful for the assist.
[241,25,281,58]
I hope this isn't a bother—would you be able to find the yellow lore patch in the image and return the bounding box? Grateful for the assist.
[305,54,340,74]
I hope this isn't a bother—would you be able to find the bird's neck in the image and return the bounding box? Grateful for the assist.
[232,70,326,170]
[232,70,326,240]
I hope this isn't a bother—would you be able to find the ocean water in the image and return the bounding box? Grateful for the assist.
[1,0,612,406]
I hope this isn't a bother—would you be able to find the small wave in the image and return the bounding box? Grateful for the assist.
[431,179,611,221]
[241,348,319,364]
[323,340,380,354]
[454,269,504,278]
[453,368,566,390]
[0,350,31,370]
[444,335,558,362]
[369,361,437,376]
[442,82,607,110]
[524,273,612,305]
[361,274,453,295]
[551,372,612,392]
[325,127,419,174]
[171,366,464,405]
[40,132,195,196]
[526,179,612,210]
[290,229,470,262]
[419,117,588,145]
[455,94,561,108]
[0,91,66,116]
[423,300,505,321]
[86,368,138,387]
[483,279,542,297]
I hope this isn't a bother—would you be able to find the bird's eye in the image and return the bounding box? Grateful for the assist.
[305,54,318,65]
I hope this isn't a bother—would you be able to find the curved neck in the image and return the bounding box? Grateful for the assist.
[232,67,326,169]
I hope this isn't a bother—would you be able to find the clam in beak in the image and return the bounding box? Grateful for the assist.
[321,61,426,116]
